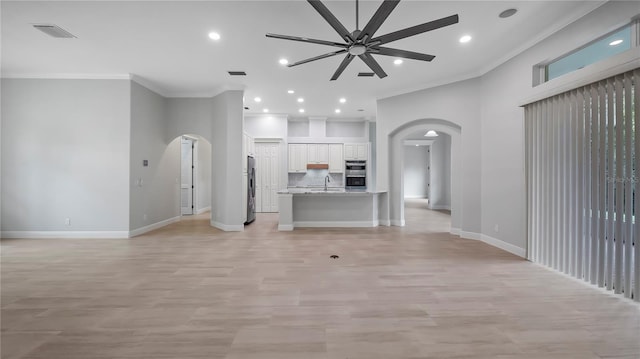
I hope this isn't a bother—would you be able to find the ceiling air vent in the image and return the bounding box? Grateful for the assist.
[33,24,76,38]
[228,71,247,76]
[357,72,375,77]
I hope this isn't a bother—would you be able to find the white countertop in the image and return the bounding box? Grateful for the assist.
[278,187,385,195]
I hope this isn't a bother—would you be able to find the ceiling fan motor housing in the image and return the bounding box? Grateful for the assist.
[265,0,459,80]
[348,44,367,55]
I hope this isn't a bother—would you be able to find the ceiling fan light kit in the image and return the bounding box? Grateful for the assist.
[266,0,459,80]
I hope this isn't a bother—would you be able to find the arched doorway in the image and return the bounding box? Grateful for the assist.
[388,119,461,232]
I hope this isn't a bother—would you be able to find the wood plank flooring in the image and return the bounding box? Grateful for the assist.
[2,199,639,359]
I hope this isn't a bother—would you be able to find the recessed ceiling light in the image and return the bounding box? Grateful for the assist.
[299,109,305,113]
[297,98,304,103]
[263,108,269,113]
[459,35,472,43]
[393,59,403,65]
[287,90,295,94]
[499,8,518,18]
[279,58,289,65]
[609,39,623,46]
[208,32,221,41]
[424,130,439,137]
[415,144,419,147]
[339,98,346,103]
[254,97,262,103]
[335,109,341,114]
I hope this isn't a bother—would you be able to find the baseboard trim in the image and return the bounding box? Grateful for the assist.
[196,206,211,215]
[429,204,451,211]
[1,231,129,239]
[379,219,391,226]
[210,220,244,232]
[480,234,526,258]
[294,221,377,228]
[390,219,405,227]
[278,224,294,231]
[460,231,481,240]
[129,216,180,238]
[450,227,461,235]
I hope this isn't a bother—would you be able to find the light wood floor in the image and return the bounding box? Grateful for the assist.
[2,199,639,359]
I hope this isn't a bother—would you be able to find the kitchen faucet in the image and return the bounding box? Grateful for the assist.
[324,175,330,191]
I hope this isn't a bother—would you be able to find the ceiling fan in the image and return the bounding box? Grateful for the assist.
[266,0,459,81]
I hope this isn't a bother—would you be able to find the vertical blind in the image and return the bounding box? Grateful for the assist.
[525,69,638,302]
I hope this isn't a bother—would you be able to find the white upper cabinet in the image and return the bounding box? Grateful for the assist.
[344,143,368,161]
[328,144,343,172]
[288,144,308,173]
[307,144,329,164]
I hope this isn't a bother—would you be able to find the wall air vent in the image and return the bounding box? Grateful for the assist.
[228,71,247,76]
[357,72,375,77]
[32,24,76,38]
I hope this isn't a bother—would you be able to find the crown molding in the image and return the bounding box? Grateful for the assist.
[0,73,131,80]
[129,74,171,97]
[165,84,246,98]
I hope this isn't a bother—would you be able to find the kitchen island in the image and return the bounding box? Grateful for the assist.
[277,188,386,231]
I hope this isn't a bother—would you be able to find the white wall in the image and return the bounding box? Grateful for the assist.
[129,81,180,231]
[165,98,213,143]
[210,90,244,231]
[377,79,481,232]
[478,0,639,250]
[378,0,639,252]
[403,145,429,198]
[196,138,211,212]
[429,134,451,210]
[246,114,288,139]
[1,79,131,234]
[287,117,370,144]
[245,114,288,193]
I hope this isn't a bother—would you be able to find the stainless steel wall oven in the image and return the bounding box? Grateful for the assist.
[345,160,366,189]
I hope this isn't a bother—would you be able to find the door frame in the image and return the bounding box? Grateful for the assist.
[254,138,285,213]
[181,135,200,215]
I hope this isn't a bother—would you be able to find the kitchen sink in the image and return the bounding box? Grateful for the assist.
[307,188,346,193]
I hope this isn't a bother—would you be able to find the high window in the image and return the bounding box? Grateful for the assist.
[534,19,639,85]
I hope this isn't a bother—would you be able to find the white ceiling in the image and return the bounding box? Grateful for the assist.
[1,1,604,119]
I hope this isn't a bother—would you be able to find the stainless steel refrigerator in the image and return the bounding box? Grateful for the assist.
[245,155,256,224]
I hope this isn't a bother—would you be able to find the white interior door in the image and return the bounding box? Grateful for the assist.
[255,142,280,213]
[426,146,431,200]
[181,138,194,215]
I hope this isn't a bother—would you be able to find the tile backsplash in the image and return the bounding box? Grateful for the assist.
[288,169,344,187]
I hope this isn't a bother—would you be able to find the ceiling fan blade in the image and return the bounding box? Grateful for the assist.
[357,0,400,41]
[307,0,354,43]
[358,53,387,79]
[372,47,435,61]
[266,33,348,48]
[287,49,348,67]
[371,14,459,45]
[330,54,355,81]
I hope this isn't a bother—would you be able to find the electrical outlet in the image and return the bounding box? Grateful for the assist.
[494,224,499,232]
[143,214,147,221]
[65,218,71,226]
